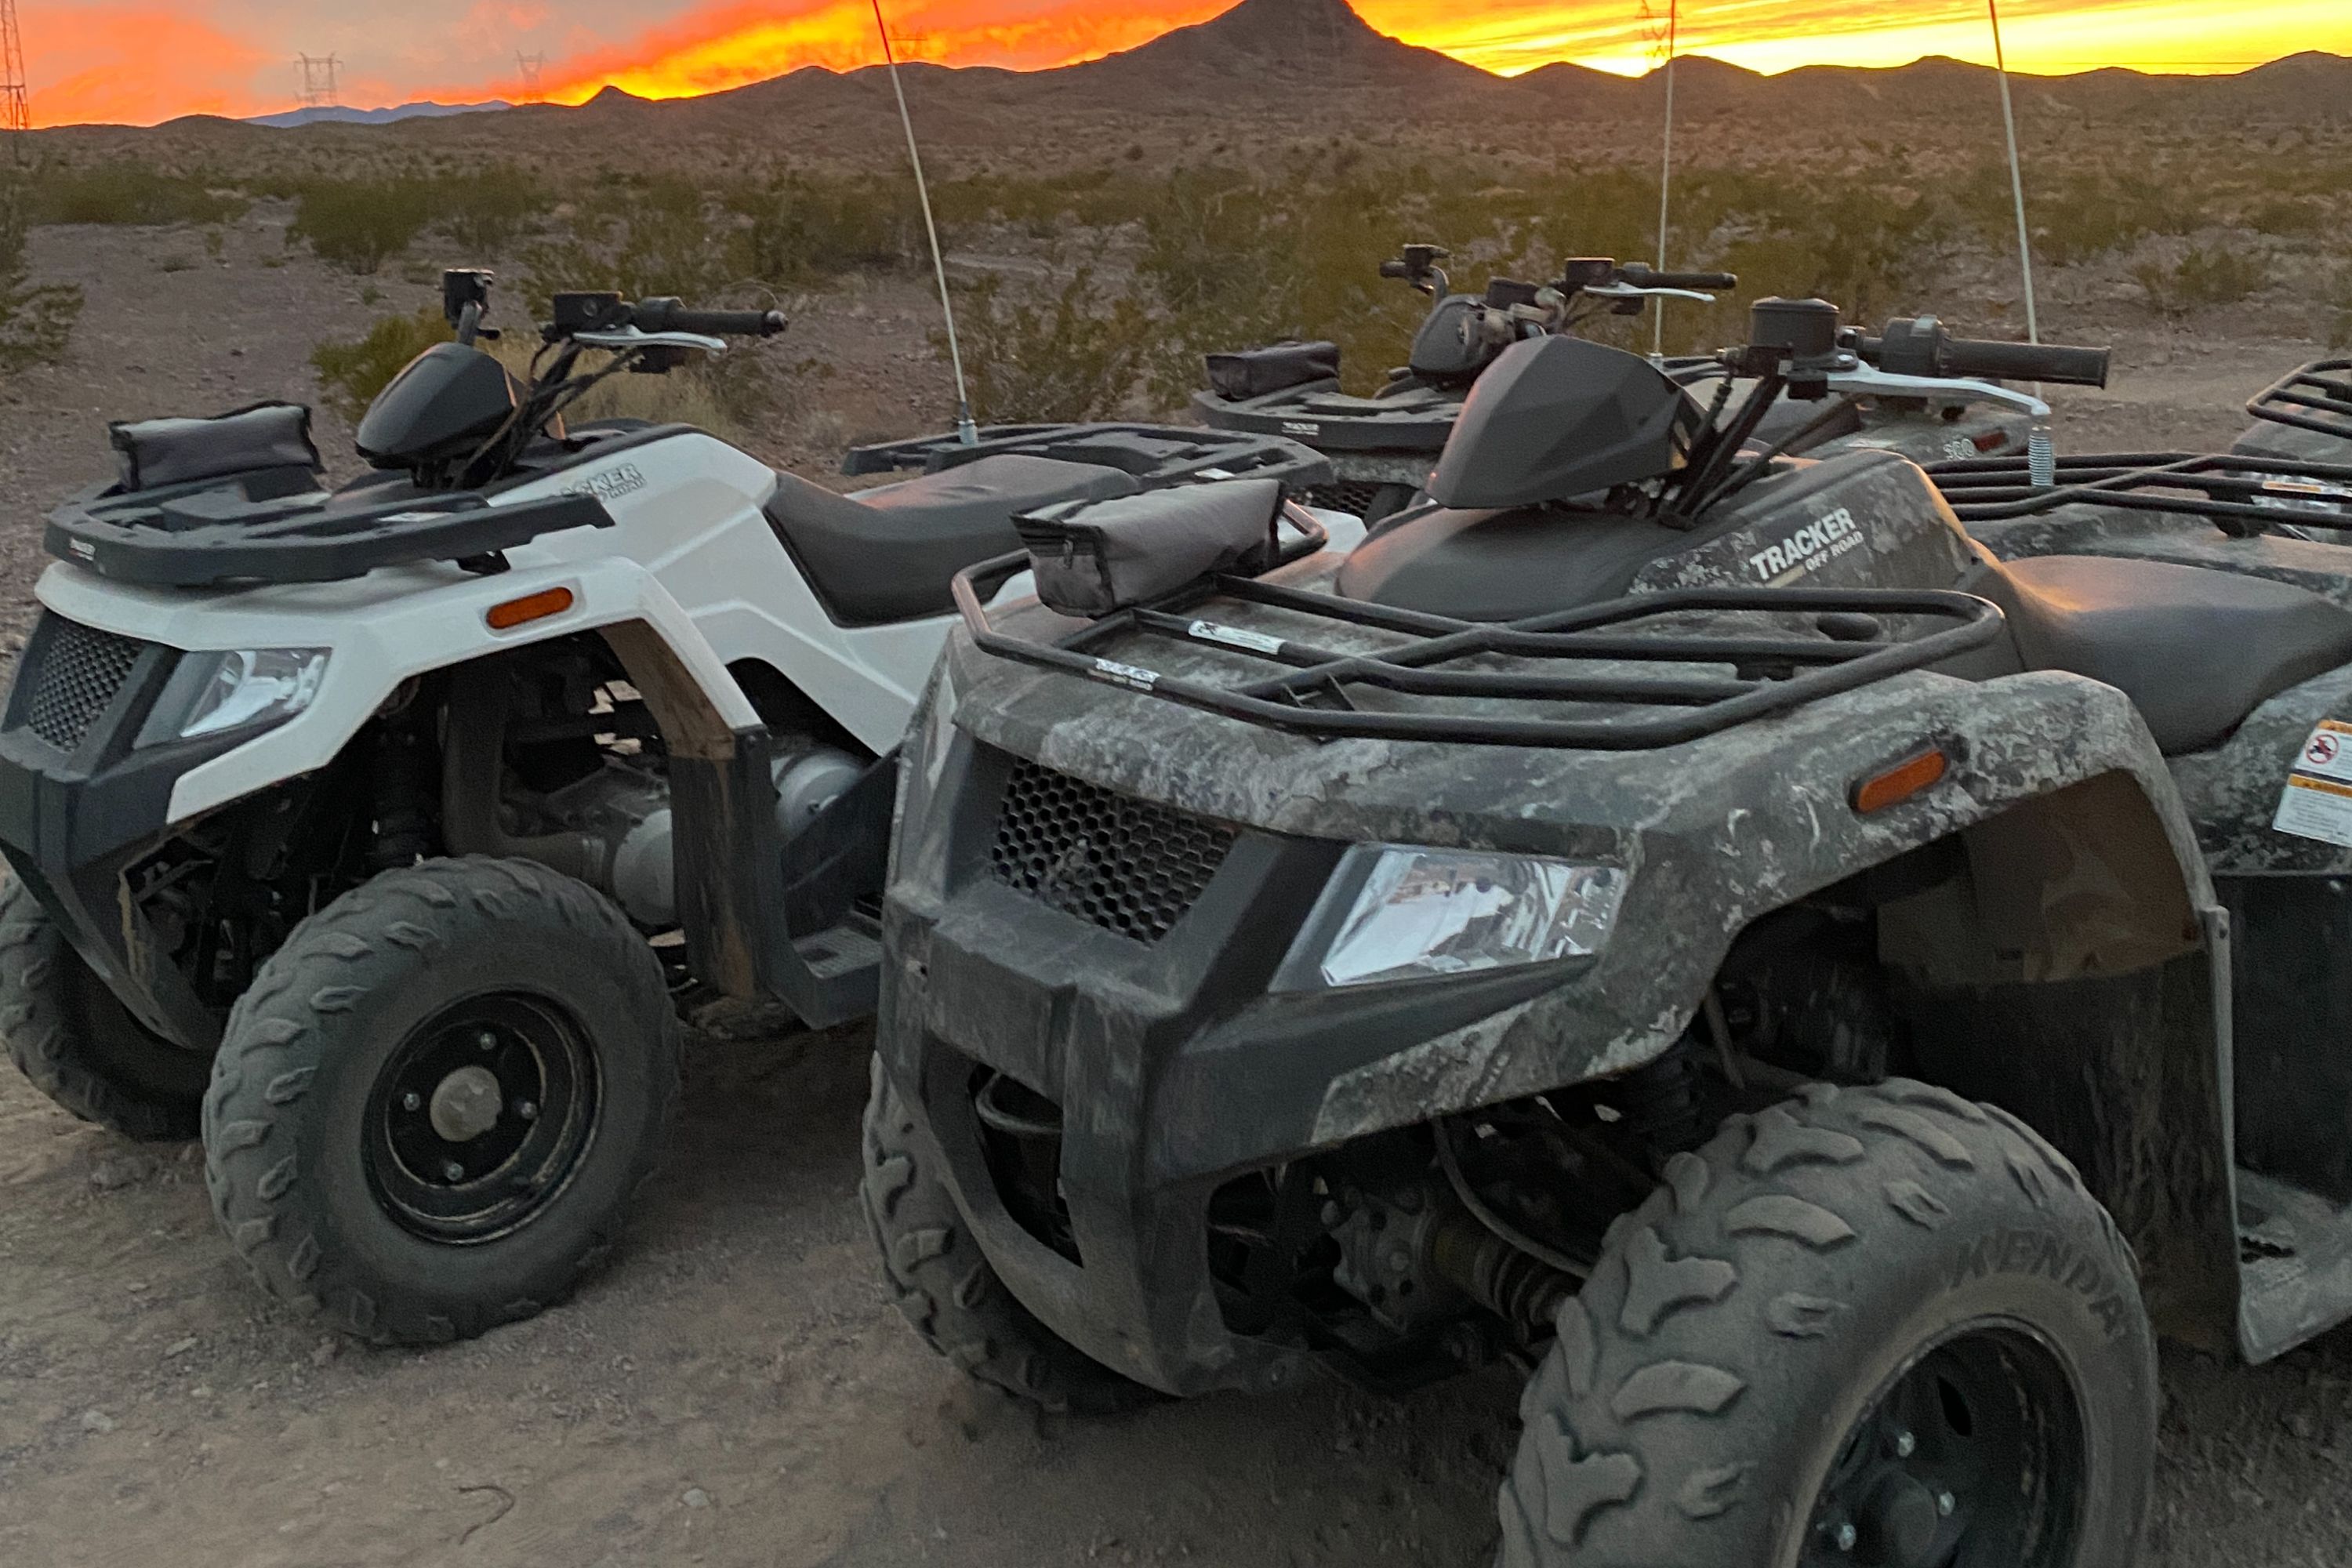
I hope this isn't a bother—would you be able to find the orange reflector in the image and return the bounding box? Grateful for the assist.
[1852,748,1948,814]
[486,586,574,631]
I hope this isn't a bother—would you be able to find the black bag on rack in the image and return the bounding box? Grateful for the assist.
[1016,478,1283,619]
[110,402,321,492]
[1203,341,1341,401]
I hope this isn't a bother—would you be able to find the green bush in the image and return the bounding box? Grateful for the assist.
[519,176,739,310]
[730,174,923,286]
[310,306,448,419]
[2132,245,2270,318]
[29,164,245,227]
[0,177,83,368]
[437,167,551,256]
[950,268,1153,423]
[291,178,436,274]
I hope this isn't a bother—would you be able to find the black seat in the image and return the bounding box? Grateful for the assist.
[1998,555,2352,753]
[764,454,1139,624]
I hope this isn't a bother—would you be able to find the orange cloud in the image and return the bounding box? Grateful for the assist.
[521,0,1229,103]
[23,8,274,126]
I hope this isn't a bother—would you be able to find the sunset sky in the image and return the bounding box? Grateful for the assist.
[16,0,2352,128]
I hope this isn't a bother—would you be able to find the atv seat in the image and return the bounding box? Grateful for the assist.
[764,455,1140,624]
[1997,554,2352,753]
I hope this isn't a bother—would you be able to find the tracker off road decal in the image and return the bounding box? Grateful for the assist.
[1748,506,1864,585]
[2274,718,2352,848]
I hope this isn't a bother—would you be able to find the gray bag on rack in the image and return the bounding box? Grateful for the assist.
[1016,477,1284,619]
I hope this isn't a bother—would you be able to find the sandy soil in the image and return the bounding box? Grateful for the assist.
[5,215,2352,1567]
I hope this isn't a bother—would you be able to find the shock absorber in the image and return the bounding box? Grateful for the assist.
[1426,1211,1576,1334]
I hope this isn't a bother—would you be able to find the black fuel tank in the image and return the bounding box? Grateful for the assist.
[356,342,521,469]
[1427,336,1693,511]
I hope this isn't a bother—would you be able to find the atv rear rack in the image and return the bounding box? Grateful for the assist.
[840,422,1333,492]
[47,469,614,588]
[1926,450,2352,534]
[2247,358,2352,443]
[950,554,2005,750]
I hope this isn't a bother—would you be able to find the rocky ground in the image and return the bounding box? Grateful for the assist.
[5,214,2352,1567]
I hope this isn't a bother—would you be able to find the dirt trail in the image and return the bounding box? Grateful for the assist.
[5,217,2352,1566]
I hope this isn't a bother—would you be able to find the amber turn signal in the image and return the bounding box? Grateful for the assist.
[1852,747,1948,814]
[486,586,575,630]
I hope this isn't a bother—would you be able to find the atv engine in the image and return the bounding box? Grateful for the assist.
[542,742,864,928]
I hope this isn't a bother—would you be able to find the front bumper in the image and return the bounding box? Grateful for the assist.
[876,730,1581,1396]
[0,612,249,1050]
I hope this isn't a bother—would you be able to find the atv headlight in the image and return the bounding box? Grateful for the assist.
[1283,846,1626,990]
[174,648,330,739]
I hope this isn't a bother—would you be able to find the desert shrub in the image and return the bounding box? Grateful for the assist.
[0,176,83,368]
[29,164,245,227]
[949,267,1153,423]
[2246,196,2329,238]
[437,166,552,255]
[729,173,924,286]
[291,178,435,273]
[1978,169,2198,267]
[519,176,740,310]
[310,306,448,419]
[2132,245,2270,318]
[2327,267,2352,350]
[485,332,749,441]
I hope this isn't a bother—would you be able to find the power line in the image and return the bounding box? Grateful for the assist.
[2,0,31,136]
[515,52,545,103]
[296,53,341,111]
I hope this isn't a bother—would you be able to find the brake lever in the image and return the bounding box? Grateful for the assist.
[1582,282,1718,304]
[572,326,729,354]
[1824,361,2050,419]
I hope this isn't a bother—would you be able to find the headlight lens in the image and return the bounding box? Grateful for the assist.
[1294,845,1626,989]
[178,648,330,739]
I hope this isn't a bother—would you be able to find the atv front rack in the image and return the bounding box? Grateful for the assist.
[950,557,2005,750]
[1190,383,1461,451]
[2247,359,2352,443]
[47,468,613,588]
[1927,450,2352,535]
[841,422,1333,492]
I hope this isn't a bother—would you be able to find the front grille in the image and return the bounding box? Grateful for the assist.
[1302,479,1389,517]
[24,619,148,752]
[989,760,1236,942]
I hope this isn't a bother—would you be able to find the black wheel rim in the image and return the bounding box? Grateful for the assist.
[364,991,601,1243]
[1800,1322,2086,1567]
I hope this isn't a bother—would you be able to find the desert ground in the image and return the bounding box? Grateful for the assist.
[2,198,2352,1567]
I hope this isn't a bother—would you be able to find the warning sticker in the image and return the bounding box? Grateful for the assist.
[1188,620,1285,656]
[2295,719,2352,784]
[2274,773,2352,848]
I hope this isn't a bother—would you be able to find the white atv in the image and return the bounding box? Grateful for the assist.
[0,270,1343,1344]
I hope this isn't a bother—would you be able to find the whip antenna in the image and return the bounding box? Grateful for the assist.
[1987,0,2053,483]
[1649,0,1679,358]
[870,0,976,445]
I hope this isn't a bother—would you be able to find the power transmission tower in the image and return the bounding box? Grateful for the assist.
[514,52,544,103]
[296,53,342,111]
[2,0,32,136]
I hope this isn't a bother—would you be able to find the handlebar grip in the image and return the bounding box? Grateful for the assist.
[1619,265,1739,290]
[1940,336,2110,388]
[630,299,788,337]
[1377,260,1410,279]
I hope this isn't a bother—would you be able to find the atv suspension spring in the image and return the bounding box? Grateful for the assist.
[368,699,440,871]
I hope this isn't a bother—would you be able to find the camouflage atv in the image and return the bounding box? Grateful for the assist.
[861,294,2352,1564]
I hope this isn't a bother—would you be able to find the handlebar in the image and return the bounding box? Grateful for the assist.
[627,297,788,338]
[1852,315,2107,388]
[1616,263,1739,291]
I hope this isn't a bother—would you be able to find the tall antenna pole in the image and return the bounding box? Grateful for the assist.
[1987,0,2053,485]
[1650,0,1679,358]
[2,0,34,136]
[1987,0,2038,347]
[869,0,975,445]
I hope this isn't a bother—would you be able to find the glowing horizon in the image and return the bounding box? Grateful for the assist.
[16,0,2351,129]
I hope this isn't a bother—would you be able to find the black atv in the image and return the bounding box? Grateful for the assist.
[862,293,2352,1563]
[1195,245,2050,524]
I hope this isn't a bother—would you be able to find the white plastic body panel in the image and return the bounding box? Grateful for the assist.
[34,427,1367,827]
